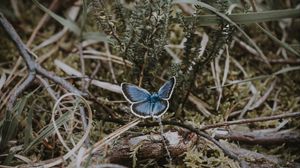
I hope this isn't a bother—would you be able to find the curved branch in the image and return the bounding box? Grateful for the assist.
[35,64,85,96]
[7,73,36,111]
[0,12,86,112]
[0,13,35,71]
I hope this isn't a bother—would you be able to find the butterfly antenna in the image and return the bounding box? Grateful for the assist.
[157,117,173,165]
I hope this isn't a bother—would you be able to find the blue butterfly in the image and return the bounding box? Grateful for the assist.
[121,77,176,118]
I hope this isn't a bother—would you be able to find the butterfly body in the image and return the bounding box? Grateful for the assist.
[121,77,176,118]
[148,93,160,102]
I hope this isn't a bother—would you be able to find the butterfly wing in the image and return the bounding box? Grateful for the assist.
[121,83,151,103]
[158,76,176,100]
[131,99,169,118]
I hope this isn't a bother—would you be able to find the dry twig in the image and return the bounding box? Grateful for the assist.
[214,129,300,145]
[0,13,86,112]
[200,111,300,130]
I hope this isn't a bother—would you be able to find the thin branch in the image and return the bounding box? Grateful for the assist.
[0,12,86,112]
[94,113,240,162]
[35,64,85,95]
[200,111,300,131]
[96,109,300,163]
[161,120,240,162]
[214,129,300,145]
[0,13,36,71]
[37,76,58,100]
[7,73,35,111]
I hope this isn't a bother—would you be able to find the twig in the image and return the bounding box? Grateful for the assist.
[200,111,300,130]
[220,141,280,167]
[7,73,35,111]
[96,110,300,165]
[162,121,240,162]
[214,129,300,145]
[94,114,240,162]
[0,13,36,71]
[0,12,86,112]
[107,130,197,164]
[37,76,58,100]
[248,79,276,110]
[35,64,85,95]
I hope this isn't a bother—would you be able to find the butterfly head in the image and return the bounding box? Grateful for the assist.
[148,93,160,103]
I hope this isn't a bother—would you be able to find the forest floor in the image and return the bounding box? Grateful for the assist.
[0,0,300,167]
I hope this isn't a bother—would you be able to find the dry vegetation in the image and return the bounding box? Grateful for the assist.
[0,0,300,167]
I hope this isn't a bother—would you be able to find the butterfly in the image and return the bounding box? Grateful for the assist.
[121,76,176,118]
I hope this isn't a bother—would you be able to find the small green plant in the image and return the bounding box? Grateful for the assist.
[93,0,235,115]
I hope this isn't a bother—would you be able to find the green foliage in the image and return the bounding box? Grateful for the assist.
[93,0,235,114]
[94,0,172,87]
[171,1,236,114]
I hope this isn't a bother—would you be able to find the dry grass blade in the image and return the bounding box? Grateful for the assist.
[222,45,230,87]
[54,60,83,77]
[233,36,259,56]
[173,0,270,66]
[209,66,300,89]
[249,79,277,110]
[83,50,133,67]
[32,6,80,51]
[32,0,81,35]
[212,57,222,110]
[188,94,212,117]
[54,59,122,93]
[216,45,231,111]
[0,72,6,90]
[256,23,300,57]
[105,42,117,83]
[180,8,300,26]
[230,57,258,94]
[26,0,60,47]
[238,93,258,119]
[198,32,209,58]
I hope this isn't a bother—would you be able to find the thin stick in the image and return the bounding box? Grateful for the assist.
[200,111,300,131]
[0,13,36,71]
[0,13,86,112]
[35,64,85,96]
[163,120,240,162]
[7,73,35,111]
